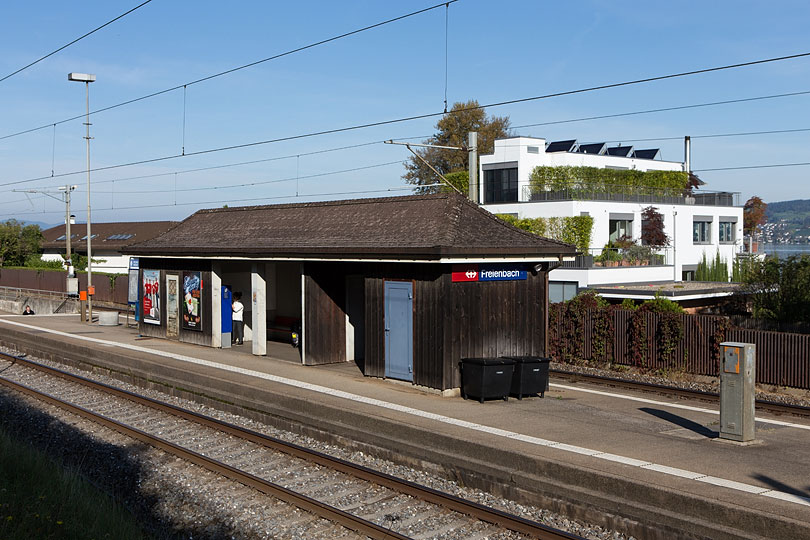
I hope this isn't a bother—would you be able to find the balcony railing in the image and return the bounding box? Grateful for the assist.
[560,247,673,269]
[522,185,740,207]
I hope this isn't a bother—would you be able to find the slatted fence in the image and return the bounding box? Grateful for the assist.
[550,307,810,390]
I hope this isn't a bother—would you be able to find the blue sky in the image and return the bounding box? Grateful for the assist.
[1,0,809,226]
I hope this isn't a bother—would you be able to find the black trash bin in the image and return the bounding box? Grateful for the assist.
[501,356,550,399]
[460,357,515,403]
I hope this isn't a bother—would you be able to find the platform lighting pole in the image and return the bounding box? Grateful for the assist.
[68,72,96,322]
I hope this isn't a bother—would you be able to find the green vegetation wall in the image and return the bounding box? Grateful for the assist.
[497,214,593,251]
[529,166,688,197]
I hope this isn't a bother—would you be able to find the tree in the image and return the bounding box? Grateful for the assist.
[743,196,767,234]
[744,255,810,323]
[403,100,510,193]
[641,206,669,247]
[0,219,42,267]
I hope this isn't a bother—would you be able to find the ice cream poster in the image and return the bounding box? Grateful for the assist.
[142,270,161,325]
[182,271,202,330]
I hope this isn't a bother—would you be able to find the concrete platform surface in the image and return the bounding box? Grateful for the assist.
[1,313,809,540]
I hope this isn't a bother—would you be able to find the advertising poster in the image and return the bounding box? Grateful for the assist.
[142,269,161,325]
[182,271,203,331]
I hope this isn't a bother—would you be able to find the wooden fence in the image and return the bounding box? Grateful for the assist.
[0,268,129,305]
[549,306,810,390]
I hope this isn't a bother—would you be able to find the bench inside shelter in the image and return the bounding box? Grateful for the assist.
[267,315,300,343]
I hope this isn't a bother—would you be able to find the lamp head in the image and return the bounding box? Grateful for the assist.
[68,73,96,83]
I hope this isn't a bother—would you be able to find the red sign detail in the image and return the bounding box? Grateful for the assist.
[452,264,479,282]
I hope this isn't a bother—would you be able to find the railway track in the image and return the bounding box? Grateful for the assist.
[550,368,810,418]
[0,352,584,540]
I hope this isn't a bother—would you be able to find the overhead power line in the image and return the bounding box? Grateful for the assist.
[7,184,442,216]
[694,162,810,172]
[14,92,806,193]
[0,0,155,84]
[0,0,457,142]
[3,52,810,190]
[512,90,810,130]
[94,160,405,194]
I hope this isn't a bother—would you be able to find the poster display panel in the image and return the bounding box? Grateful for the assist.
[142,269,161,325]
[182,271,203,331]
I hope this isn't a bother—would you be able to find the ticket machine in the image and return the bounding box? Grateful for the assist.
[221,285,232,349]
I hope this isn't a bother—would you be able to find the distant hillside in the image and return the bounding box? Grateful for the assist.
[767,199,810,226]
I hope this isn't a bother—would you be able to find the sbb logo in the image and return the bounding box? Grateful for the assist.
[452,264,480,282]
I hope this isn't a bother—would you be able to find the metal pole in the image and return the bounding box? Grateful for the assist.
[468,132,478,203]
[64,186,72,265]
[684,135,691,174]
[85,81,93,323]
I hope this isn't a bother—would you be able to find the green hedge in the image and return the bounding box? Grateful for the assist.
[529,166,688,197]
[497,214,593,251]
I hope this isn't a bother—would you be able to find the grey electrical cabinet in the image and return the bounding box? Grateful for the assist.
[719,342,756,442]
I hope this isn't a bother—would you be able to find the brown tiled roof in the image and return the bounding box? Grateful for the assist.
[41,221,178,253]
[125,193,576,260]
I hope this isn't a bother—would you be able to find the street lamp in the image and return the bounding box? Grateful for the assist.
[68,72,96,322]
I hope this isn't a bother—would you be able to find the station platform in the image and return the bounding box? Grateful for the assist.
[1,312,809,540]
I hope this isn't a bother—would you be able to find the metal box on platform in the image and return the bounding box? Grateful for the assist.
[719,342,756,442]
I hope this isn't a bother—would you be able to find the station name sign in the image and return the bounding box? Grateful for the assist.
[451,264,527,282]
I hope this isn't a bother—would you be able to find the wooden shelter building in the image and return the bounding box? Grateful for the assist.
[125,193,576,391]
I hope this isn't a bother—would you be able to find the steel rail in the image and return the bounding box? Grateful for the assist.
[550,368,810,418]
[0,352,584,540]
[0,373,409,540]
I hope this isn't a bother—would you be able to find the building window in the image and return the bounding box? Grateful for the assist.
[527,146,539,154]
[693,221,711,243]
[484,168,518,203]
[549,281,578,303]
[719,221,734,243]
[609,219,632,242]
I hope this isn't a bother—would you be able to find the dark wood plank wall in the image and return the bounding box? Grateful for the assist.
[364,275,385,378]
[137,258,212,346]
[303,263,346,366]
[442,272,546,389]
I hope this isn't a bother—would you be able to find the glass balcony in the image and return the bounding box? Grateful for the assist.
[560,247,673,269]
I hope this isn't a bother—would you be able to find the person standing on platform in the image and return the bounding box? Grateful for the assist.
[232,292,244,345]
[22,305,35,315]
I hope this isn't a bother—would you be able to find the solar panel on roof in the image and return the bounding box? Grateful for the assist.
[545,139,577,153]
[632,149,660,160]
[577,143,606,155]
[606,145,634,157]
[106,233,134,240]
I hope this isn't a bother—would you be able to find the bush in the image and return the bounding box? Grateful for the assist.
[695,251,729,282]
[24,255,65,270]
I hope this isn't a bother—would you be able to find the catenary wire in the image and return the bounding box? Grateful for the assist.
[96,160,405,194]
[0,1,458,142]
[2,51,809,190]
[511,90,810,130]
[0,0,155,84]
[8,184,443,216]
[0,84,810,192]
[13,91,808,193]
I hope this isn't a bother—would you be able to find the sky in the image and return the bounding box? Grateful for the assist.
[1,0,809,227]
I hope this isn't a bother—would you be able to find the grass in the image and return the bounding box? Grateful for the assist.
[0,427,152,540]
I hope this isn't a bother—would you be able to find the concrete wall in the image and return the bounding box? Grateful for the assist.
[0,296,78,315]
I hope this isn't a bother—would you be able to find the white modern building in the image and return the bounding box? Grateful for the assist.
[480,137,743,302]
